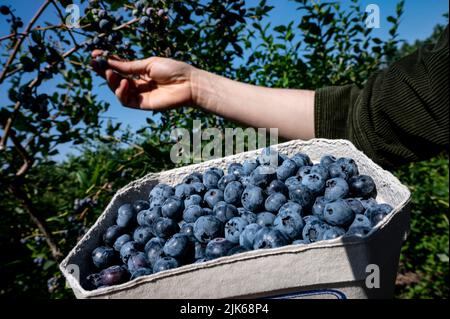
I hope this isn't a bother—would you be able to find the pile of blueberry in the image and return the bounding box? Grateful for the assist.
[86,148,393,290]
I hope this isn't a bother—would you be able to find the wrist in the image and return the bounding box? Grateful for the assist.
[189,67,216,111]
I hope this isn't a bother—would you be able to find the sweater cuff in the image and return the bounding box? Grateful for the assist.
[314,85,360,140]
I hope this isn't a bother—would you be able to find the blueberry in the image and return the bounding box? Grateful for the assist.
[204,189,224,208]
[323,199,355,227]
[209,167,224,178]
[137,209,151,226]
[276,159,298,181]
[285,175,303,191]
[130,267,152,280]
[349,175,377,199]
[205,238,235,259]
[310,164,330,180]
[225,217,249,243]
[113,234,131,252]
[289,184,314,209]
[291,153,312,167]
[345,225,371,238]
[311,196,330,219]
[161,196,184,220]
[213,201,238,223]
[336,157,359,179]
[163,234,190,258]
[364,203,393,226]
[119,241,139,263]
[237,208,257,223]
[328,163,347,180]
[144,237,166,266]
[320,155,337,168]
[103,225,125,246]
[292,239,309,245]
[149,195,165,208]
[266,179,289,196]
[258,147,283,166]
[279,201,303,217]
[89,265,129,287]
[203,207,213,215]
[239,176,251,187]
[228,162,244,176]
[95,56,108,70]
[350,214,372,229]
[227,246,248,256]
[98,19,112,31]
[92,246,116,269]
[239,223,263,250]
[175,183,194,200]
[127,252,148,273]
[250,165,276,187]
[242,159,259,175]
[182,172,203,184]
[322,227,345,240]
[152,217,179,238]
[224,181,244,205]
[256,212,276,227]
[345,198,366,215]
[301,173,326,195]
[218,174,238,190]
[116,203,135,228]
[133,200,150,213]
[0,5,11,15]
[360,198,378,210]
[265,193,287,212]
[241,185,264,211]
[195,242,206,260]
[133,226,153,245]
[180,222,196,242]
[153,257,179,273]
[203,170,221,189]
[193,215,224,243]
[149,184,174,201]
[297,165,312,178]
[273,210,305,240]
[302,218,330,243]
[184,194,203,208]
[191,182,207,195]
[183,205,205,223]
[324,178,349,201]
[253,227,289,249]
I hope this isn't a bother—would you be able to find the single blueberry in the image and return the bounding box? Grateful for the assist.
[130,267,152,280]
[266,179,289,196]
[175,183,194,200]
[193,215,224,243]
[242,159,259,175]
[301,173,326,195]
[184,194,203,208]
[349,175,377,199]
[349,214,372,229]
[291,153,312,168]
[89,265,129,287]
[320,154,337,168]
[258,147,283,166]
[180,222,196,242]
[324,177,349,201]
[322,227,345,240]
[153,257,179,273]
[256,212,276,227]
[237,208,258,224]
[310,164,330,180]
[345,198,366,215]
[182,172,203,184]
[92,246,116,269]
[152,217,180,238]
[285,175,303,191]
[273,210,305,240]
[204,188,224,208]
[205,238,235,259]
[279,201,303,217]
[116,203,135,228]
[163,233,190,258]
[336,157,359,178]
[241,185,265,211]
[276,159,298,181]
[144,237,166,266]
[253,227,289,249]
[119,241,139,263]
[289,184,314,209]
[311,196,330,219]
[265,193,287,212]
[133,226,153,246]
[345,225,372,238]
[133,200,150,213]
[302,218,330,243]
[183,204,205,223]
[218,174,238,190]
[191,182,207,195]
[127,252,148,273]
[203,170,221,189]
[364,203,393,226]
[250,165,276,187]
[228,162,244,176]
[297,165,312,178]
[323,199,355,227]
[223,181,244,205]
[161,196,184,220]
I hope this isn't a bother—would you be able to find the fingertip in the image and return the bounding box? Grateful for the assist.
[91,50,103,58]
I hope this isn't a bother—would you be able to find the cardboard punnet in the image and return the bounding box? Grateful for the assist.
[60,139,411,299]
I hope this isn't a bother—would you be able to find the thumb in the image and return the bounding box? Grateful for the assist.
[106,58,151,75]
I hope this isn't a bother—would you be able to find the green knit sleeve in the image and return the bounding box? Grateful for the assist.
[314,25,449,168]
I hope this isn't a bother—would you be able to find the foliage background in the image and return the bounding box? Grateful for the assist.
[0,0,447,298]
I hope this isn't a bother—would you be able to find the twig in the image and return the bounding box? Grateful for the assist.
[0,0,53,85]
[10,130,34,176]
[10,183,63,262]
[50,0,78,47]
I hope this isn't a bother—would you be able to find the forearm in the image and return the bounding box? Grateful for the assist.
[191,69,315,140]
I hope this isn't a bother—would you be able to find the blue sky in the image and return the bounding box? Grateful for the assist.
[0,0,448,160]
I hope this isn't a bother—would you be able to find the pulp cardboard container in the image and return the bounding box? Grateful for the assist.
[60,139,411,299]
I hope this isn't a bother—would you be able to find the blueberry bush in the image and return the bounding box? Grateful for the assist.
[0,0,447,298]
